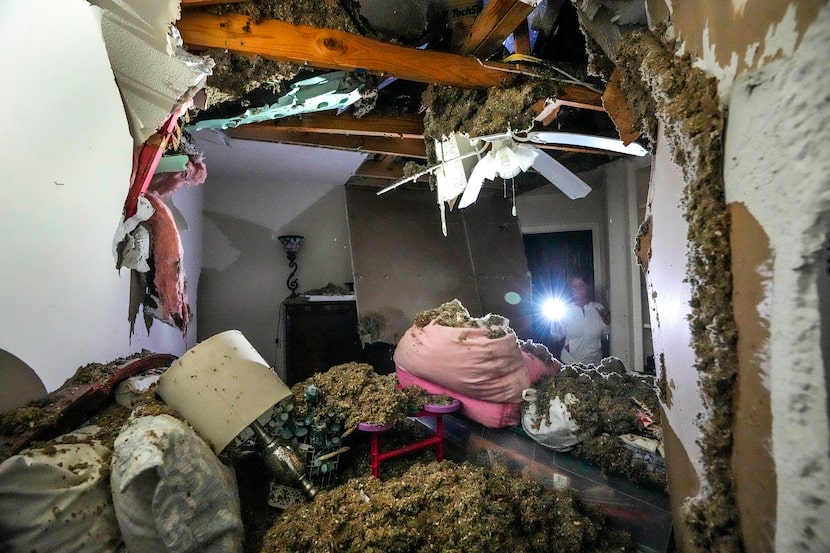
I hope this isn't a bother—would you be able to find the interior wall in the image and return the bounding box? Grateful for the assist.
[641,2,829,551]
[724,6,830,549]
[0,0,200,392]
[643,124,704,552]
[346,182,530,343]
[194,134,366,375]
[646,0,826,100]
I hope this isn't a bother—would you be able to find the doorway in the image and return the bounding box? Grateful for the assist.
[523,229,595,354]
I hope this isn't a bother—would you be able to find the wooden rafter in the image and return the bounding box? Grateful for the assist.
[460,0,538,58]
[512,18,532,56]
[178,11,602,105]
[225,124,427,159]
[269,112,424,139]
[178,12,514,89]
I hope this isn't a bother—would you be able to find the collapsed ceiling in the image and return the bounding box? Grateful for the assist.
[177,0,651,194]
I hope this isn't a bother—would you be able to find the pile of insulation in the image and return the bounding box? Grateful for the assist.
[262,461,637,553]
[526,359,666,488]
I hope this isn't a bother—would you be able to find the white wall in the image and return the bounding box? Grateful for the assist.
[645,124,703,470]
[193,133,366,376]
[0,0,199,392]
[724,6,830,548]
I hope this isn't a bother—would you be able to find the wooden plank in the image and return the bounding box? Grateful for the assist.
[272,112,424,139]
[601,67,641,145]
[178,12,515,89]
[226,125,428,158]
[512,18,532,56]
[460,0,537,58]
[534,96,606,125]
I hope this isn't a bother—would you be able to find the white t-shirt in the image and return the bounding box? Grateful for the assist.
[551,301,609,365]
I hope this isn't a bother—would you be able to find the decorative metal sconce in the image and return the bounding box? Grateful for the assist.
[278,235,304,297]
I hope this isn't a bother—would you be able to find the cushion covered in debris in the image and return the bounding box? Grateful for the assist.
[394,321,531,404]
[0,425,121,553]
[394,322,561,428]
[397,366,522,427]
[110,414,243,553]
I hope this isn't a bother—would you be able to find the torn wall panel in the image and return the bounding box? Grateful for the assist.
[724,5,830,550]
[648,0,826,102]
[89,0,214,144]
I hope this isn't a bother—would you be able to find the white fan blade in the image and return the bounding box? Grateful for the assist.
[527,131,648,156]
[528,145,592,199]
[458,151,497,208]
[511,143,540,172]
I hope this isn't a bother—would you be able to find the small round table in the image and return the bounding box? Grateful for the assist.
[358,399,461,478]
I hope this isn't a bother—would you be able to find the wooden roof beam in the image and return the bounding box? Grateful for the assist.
[270,112,424,139]
[460,0,538,58]
[225,124,427,159]
[178,11,602,105]
[178,12,514,89]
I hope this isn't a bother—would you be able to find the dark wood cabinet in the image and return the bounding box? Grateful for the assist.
[283,300,362,386]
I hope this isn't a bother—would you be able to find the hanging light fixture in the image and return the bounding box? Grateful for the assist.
[278,235,304,297]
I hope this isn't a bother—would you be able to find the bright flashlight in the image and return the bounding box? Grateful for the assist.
[542,298,567,321]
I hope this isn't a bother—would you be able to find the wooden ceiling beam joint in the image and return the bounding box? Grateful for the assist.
[460,0,538,58]
[271,112,424,140]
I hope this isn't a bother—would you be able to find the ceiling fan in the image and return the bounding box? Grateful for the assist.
[377,130,649,235]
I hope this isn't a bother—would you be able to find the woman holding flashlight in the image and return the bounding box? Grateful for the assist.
[550,274,610,366]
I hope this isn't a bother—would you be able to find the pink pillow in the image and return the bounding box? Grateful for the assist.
[396,367,521,428]
[393,322,530,404]
[521,350,562,383]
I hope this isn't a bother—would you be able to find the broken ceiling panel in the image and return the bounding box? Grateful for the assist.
[572,0,648,60]
[191,71,366,131]
[90,0,214,144]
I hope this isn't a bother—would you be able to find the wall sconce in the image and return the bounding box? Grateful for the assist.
[278,235,304,298]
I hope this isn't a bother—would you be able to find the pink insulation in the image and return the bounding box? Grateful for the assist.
[147,153,208,198]
[143,192,190,331]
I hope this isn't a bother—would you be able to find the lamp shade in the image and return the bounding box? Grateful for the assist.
[278,235,303,254]
[157,330,292,453]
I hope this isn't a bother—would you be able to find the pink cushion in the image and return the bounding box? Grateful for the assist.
[393,323,530,404]
[396,367,521,428]
[521,350,562,383]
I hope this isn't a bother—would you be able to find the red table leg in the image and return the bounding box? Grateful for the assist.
[370,432,380,478]
[359,400,460,478]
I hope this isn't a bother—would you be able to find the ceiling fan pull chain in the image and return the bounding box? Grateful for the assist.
[511,178,517,216]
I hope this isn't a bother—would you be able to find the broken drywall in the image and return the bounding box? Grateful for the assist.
[617,28,741,553]
[89,0,214,144]
[649,0,826,101]
[724,4,830,551]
